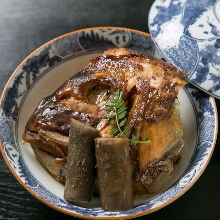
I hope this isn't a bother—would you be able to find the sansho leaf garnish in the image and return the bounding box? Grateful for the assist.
[103,90,150,145]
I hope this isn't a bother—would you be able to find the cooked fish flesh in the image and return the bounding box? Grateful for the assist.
[31,145,66,183]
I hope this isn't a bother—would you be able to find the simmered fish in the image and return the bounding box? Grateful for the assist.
[23,48,186,194]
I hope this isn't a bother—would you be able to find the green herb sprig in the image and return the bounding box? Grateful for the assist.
[103,90,150,145]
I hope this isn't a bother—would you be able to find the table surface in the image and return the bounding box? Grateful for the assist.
[0,0,220,219]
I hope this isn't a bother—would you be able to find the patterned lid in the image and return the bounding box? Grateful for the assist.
[149,0,220,98]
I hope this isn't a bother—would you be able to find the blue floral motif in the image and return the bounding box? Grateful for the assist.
[2,47,62,121]
[149,0,220,98]
[78,29,131,51]
[150,0,183,38]
[0,28,217,218]
[129,32,155,55]
[51,34,81,57]
[164,36,198,76]
[0,118,15,144]
[187,85,214,121]
[182,0,216,37]
[199,117,215,145]
[23,47,62,89]
[2,72,25,120]
[196,41,220,93]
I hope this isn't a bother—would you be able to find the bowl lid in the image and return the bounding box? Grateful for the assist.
[149,0,220,99]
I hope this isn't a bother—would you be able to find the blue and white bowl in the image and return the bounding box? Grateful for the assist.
[149,0,220,99]
[0,27,217,219]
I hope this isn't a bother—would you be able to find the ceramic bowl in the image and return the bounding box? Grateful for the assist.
[0,27,217,219]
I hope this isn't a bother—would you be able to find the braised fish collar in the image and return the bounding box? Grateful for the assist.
[23,48,186,193]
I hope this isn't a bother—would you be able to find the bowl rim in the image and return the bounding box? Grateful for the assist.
[0,26,218,219]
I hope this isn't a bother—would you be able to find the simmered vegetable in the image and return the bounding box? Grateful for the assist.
[64,118,99,202]
[95,138,133,211]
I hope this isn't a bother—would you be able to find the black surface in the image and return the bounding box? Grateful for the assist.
[0,0,219,219]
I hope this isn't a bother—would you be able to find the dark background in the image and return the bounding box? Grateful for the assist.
[0,0,220,219]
